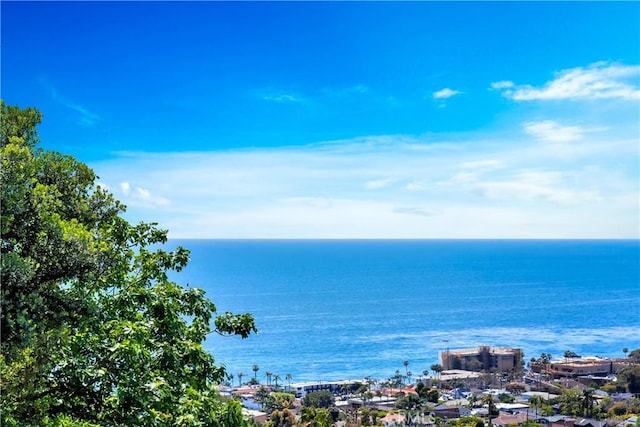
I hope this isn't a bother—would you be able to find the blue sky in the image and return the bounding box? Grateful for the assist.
[3,1,639,238]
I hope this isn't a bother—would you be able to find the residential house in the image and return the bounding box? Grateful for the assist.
[491,411,529,427]
[379,413,406,427]
[574,419,609,427]
[432,404,472,420]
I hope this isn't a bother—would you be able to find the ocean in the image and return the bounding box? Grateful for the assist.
[167,239,640,384]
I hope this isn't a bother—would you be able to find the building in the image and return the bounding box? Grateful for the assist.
[545,357,621,379]
[432,404,472,419]
[379,413,406,427]
[529,356,631,379]
[287,379,358,398]
[438,370,483,388]
[491,411,529,427]
[441,346,523,373]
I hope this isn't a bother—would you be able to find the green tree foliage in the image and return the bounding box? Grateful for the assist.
[581,388,596,418]
[456,416,485,427]
[426,388,440,403]
[528,394,546,418]
[564,350,581,359]
[558,390,582,417]
[299,407,333,427]
[431,363,444,376]
[395,393,422,411]
[359,407,378,426]
[498,393,515,403]
[619,365,640,395]
[606,397,640,418]
[301,390,335,409]
[268,408,296,427]
[0,101,257,426]
[253,386,275,412]
[481,394,499,419]
[270,392,295,411]
[415,380,440,403]
[627,348,640,362]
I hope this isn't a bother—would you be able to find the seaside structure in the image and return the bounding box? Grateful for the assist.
[435,370,483,388]
[286,379,359,398]
[441,346,523,373]
[530,356,626,379]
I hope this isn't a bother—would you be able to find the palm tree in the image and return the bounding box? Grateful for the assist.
[238,372,244,386]
[529,394,543,419]
[403,360,410,377]
[285,373,292,390]
[252,364,260,382]
[431,363,443,388]
[265,371,273,387]
[273,374,281,389]
[481,394,496,426]
[392,370,403,388]
[581,388,595,417]
[623,347,629,358]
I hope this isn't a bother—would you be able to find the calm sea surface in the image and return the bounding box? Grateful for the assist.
[167,240,640,383]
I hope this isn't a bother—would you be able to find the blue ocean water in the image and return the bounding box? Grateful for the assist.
[168,240,640,383]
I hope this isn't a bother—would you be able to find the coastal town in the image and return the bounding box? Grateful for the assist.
[222,346,640,427]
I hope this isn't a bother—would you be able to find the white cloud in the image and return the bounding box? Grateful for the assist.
[490,81,514,90]
[524,120,585,143]
[404,179,430,191]
[475,180,601,204]
[117,181,169,207]
[437,172,478,186]
[433,88,462,99]
[458,159,505,172]
[394,207,441,217]
[91,126,638,239]
[120,181,130,194]
[364,178,395,190]
[262,92,299,103]
[493,62,640,101]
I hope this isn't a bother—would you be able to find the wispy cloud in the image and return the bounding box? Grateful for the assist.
[86,60,638,239]
[92,124,638,239]
[490,81,514,90]
[117,181,170,208]
[433,88,462,99]
[475,179,601,205]
[432,87,463,108]
[492,62,640,101]
[320,84,371,98]
[45,83,100,126]
[260,90,302,103]
[524,120,608,144]
[344,84,370,95]
[524,120,585,143]
[258,84,372,105]
[364,178,396,190]
[394,207,441,217]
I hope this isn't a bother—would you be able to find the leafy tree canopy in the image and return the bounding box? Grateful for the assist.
[619,365,640,395]
[0,101,257,426]
[301,390,335,409]
[456,416,485,427]
[627,348,640,361]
